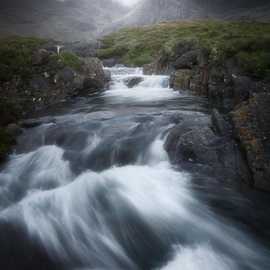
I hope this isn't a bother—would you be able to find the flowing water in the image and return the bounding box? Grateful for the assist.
[0,67,270,270]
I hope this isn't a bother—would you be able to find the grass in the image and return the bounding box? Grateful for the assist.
[98,20,270,78]
[0,36,83,82]
[0,36,45,81]
[58,51,83,71]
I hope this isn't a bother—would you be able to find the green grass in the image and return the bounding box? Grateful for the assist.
[0,37,83,82]
[0,36,45,81]
[59,51,82,71]
[98,21,270,78]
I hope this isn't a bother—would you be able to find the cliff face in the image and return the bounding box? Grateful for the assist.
[118,0,270,27]
[0,0,127,41]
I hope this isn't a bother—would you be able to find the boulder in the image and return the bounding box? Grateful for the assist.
[124,77,144,88]
[165,120,251,183]
[232,93,270,191]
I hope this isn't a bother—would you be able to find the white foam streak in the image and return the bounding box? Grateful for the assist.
[160,245,236,270]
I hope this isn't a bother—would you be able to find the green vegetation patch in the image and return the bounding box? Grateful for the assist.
[59,51,83,71]
[0,36,45,81]
[98,21,270,78]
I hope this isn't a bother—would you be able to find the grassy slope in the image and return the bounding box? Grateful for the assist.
[0,36,83,82]
[98,21,270,78]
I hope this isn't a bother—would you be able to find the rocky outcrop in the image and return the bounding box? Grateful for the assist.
[165,113,252,184]
[232,93,270,191]
[148,39,270,191]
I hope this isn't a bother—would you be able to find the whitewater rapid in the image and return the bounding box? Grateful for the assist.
[0,67,269,270]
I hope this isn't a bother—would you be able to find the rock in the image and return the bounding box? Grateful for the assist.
[6,123,22,137]
[124,77,144,88]
[29,76,50,91]
[173,50,199,69]
[165,120,251,182]
[211,109,232,137]
[232,76,254,105]
[82,77,105,92]
[55,67,75,84]
[0,127,15,161]
[170,69,193,90]
[32,49,50,66]
[104,70,112,82]
[232,93,270,191]
[82,57,108,89]
[102,58,119,67]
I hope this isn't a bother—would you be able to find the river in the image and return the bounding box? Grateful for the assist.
[0,67,269,270]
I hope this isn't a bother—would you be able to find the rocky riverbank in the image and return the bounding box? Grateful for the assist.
[146,40,270,191]
[99,21,270,191]
[0,36,110,161]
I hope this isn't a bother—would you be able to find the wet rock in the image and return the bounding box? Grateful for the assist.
[124,77,143,88]
[232,93,270,191]
[81,57,108,91]
[211,109,232,137]
[104,70,112,82]
[165,120,251,183]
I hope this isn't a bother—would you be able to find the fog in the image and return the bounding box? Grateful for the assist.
[116,0,140,6]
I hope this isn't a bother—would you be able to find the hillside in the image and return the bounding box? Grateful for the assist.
[112,0,270,29]
[99,21,270,79]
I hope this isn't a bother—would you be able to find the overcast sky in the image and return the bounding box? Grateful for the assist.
[116,0,140,6]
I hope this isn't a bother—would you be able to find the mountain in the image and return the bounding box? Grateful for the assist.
[115,0,270,28]
[0,0,127,41]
